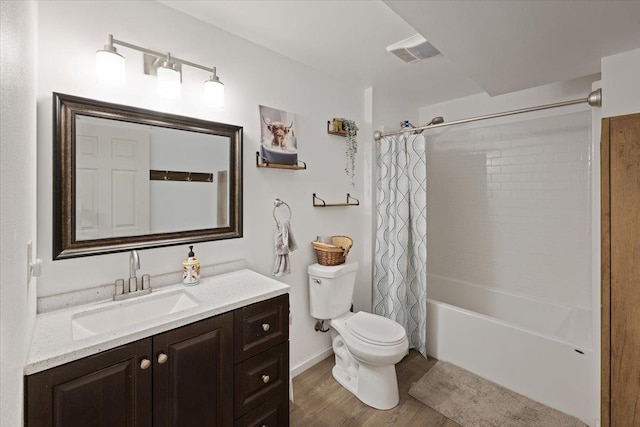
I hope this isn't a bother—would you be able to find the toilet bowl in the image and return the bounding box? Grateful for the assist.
[308,262,409,410]
[331,311,408,366]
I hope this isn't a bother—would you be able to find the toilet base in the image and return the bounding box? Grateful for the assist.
[331,334,400,410]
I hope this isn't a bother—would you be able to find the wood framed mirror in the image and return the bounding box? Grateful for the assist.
[53,92,242,259]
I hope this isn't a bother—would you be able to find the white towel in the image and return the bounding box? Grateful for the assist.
[273,219,298,277]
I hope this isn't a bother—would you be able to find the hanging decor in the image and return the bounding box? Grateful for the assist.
[341,118,358,187]
[327,117,359,187]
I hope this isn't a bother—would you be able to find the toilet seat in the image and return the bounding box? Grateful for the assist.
[345,312,406,346]
[330,312,409,367]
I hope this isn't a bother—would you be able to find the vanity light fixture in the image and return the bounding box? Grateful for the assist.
[95,34,225,107]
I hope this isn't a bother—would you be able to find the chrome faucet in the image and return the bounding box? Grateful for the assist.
[114,250,151,301]
[129,250,140,290]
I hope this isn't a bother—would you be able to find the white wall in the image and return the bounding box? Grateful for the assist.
[0,1,38,426]
[373,90,419,132]
[36,1,367,375]
[601,48,640,118]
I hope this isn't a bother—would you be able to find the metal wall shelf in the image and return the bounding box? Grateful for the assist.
[312,193,359,207]
[256,151,306,170]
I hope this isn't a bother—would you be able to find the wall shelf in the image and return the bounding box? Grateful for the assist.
[256,151,306,170]
[313,193,360,207]
[327,120,356,137]
[327,130,348,136]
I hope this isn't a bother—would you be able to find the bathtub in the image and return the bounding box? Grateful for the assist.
[426,274,595,425]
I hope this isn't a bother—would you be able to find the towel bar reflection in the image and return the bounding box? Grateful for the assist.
[273,198,292,223]
[150,169,214,183]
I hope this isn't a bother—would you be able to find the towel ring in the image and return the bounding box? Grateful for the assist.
[273,198,292,223]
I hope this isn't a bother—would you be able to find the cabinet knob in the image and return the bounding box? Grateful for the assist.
[157,353,168,364]
[262,323,271,332]
[140,358,151,370]
[261,374,270,384]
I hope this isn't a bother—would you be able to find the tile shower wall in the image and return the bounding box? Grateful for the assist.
[426,111,592,308]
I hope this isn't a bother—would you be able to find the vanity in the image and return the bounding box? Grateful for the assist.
[24,268,289,427]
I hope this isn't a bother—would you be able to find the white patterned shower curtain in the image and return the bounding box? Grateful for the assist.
[373,133,427,356]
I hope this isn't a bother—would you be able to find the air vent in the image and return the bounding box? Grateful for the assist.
[387,34,440,64]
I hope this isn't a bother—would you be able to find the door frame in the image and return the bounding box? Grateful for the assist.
[600,116,611,427]
[600,112,640,427]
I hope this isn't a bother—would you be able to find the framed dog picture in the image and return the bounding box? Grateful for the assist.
[259,105,298,166]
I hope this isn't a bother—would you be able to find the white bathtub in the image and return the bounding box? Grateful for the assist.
[426,274,595,425]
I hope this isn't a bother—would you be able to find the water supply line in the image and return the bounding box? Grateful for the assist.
[315,320,330,333]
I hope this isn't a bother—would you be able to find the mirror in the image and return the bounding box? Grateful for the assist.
[53,93,242,259]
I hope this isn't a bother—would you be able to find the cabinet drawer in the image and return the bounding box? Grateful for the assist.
[234,396,289,427]
[234,341,289,416]
[234,294,288,362]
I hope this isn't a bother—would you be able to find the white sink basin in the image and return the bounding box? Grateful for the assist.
[71,290,200,340]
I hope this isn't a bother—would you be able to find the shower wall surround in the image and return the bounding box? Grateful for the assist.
[425,111,592,308]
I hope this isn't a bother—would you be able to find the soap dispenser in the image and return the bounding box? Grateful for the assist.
[182,245,200,285]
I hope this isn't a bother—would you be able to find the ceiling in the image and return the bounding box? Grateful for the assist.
[159,0,640,108]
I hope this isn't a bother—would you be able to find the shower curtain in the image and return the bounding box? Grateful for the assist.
[373,133,427,356]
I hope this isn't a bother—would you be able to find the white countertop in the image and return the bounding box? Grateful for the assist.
[26,269,289,375]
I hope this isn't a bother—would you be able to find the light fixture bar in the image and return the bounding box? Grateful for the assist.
[98,34,224,107]
[111,35,215,74]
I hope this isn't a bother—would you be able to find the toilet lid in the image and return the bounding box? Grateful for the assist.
[345,312,406,346]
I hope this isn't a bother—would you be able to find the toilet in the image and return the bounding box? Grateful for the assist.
[308,261,409,410]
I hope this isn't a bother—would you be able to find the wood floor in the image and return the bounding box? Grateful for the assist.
[290,350,461,427]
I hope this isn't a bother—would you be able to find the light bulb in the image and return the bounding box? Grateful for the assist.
[157,64,181,99]
[204,74,224,108]
[96,47,125,85]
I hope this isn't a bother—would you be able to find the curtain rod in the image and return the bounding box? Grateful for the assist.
[373,88,602,141]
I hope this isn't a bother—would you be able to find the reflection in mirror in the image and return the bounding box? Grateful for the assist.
[75,116,231,240]
[54,93,242,259]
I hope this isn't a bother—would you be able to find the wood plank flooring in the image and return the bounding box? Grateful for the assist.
[290,350,460,427]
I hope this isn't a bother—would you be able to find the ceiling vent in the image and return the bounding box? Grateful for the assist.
[387,34,440,64]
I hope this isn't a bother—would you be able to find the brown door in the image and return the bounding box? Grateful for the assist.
[602,112,640,427]
[152,312,234,427]
[25,338,153,427]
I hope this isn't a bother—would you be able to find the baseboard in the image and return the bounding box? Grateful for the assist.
[291,346,333,378]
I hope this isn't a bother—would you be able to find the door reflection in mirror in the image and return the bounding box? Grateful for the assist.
[75,115,230,240]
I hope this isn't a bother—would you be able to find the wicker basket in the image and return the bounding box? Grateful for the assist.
[311,236,353,266]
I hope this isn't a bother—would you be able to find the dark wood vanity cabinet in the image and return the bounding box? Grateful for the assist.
[25,338,153,427]
[233,294,289,421]
[26,294,289,427]
[153,313,233,427]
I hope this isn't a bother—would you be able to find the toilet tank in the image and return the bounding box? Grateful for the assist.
[308,261,359,320]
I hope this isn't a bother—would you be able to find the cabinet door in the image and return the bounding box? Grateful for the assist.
[153,313,234,427]
[25,338,152,427]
